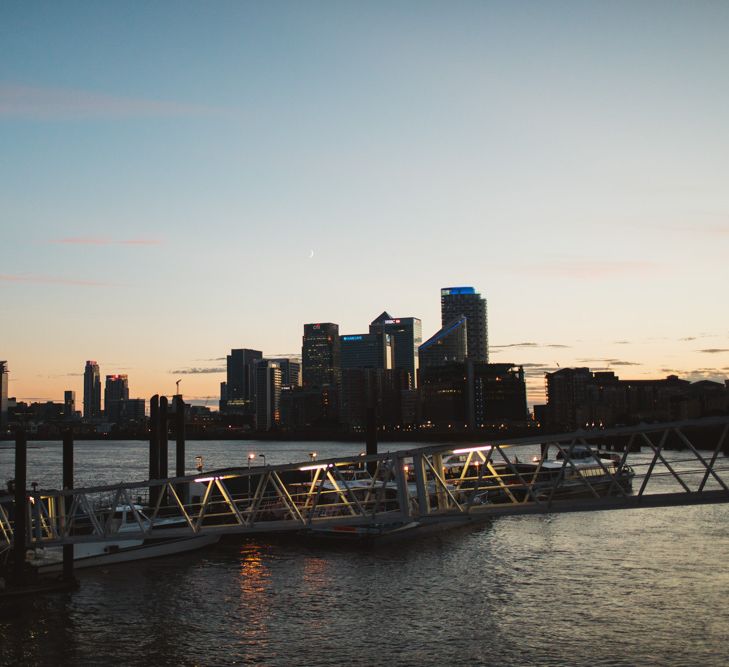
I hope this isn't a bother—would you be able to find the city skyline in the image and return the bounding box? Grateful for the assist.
[2,2,728,406]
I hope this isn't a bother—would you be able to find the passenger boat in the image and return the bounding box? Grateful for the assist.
[27,504,219,574]
[452,444,635,504]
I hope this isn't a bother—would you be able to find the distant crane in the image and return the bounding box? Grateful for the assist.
[175,379,182,396]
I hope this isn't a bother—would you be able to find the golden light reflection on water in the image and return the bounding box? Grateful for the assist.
[301,555,328,586]
[238,543,269,597]
[236,543,272,647]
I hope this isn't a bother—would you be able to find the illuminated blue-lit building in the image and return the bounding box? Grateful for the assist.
[440,286,488,363]
[340,332,393,370]
[369,312,422,389]
[418,316,467,370]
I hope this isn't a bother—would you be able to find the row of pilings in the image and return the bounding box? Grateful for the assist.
[2,394,190,596]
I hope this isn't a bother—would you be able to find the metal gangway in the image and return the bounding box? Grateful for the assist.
[2,416,729,550]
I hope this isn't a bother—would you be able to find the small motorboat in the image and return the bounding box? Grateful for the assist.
[27,504,219,573]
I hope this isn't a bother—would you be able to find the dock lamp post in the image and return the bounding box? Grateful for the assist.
[259,453,266,467]
[247,453,255,498]
[309,452,317,463]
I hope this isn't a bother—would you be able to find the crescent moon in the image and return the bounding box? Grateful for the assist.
[308,249,315,259]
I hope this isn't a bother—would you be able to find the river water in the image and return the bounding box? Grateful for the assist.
[1,440,728,666]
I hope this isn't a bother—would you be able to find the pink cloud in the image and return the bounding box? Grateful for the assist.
[50,237,161,246]
[0,83,218,120]
[522,260,660,280]
[0,273,112,287]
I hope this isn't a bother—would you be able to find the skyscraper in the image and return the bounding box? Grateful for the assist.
[268,357,302,388]
[369,312,422,388]
[0,361,8,431]
[302,323,340,388]
[440,286,488,362]
[83,360,101,419]
[340,332,393,370]
[255,359,282,431]
[418,316,468,369]
[104,374,129,422]
[64,390,76,419]
[225,349,262,413]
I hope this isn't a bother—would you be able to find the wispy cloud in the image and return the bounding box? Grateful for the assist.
[578,358,642,366]
[0,273,112,287]
[50,237,161,246]
[614,340,631,345]
[491,342,570,350]
[521,260,659,280]
[0,83,218,120]
[170,367,226,375]
[698,349,729,354]
[491,342,538,349]
[682,369,729,382]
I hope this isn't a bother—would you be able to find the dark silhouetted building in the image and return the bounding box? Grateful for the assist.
[420,361,527,430]
[115,398,146,424]
[280,385,338,428]
[0,361,8,431]
[302,323,340,388]
[440,286,488,362]
[419,316,467,369]
[83,360,101,419]
[225,348,262,414]
[104,374,129,423]
[64,390,76,419]
[544,367,593,429]
[268,357,301,388]
[471,363,527,425]
[369,312,422,388]
[544,368,726,429]
[419,363,469,429]
[255,359,282,431]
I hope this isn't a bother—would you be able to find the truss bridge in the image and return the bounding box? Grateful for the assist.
[2,416,728,552]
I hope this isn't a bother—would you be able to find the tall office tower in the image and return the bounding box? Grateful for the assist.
[64,390,76,418]
[340,332,393,370]
[104,374,129,422]
[226,349,263,413]
[255,360,282,431]
[268,358,302,388]
[302,323,340,388]
[0,361,8,431]
[369,312,422,388]
[83,360,101,419]
[440,286,488,362]
[418,316,468,370]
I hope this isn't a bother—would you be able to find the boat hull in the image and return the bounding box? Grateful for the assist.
[32,534,220,574]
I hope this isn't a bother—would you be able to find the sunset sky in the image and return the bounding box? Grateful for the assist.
[2,1,728,407]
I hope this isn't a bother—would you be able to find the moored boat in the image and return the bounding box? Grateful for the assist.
[27,504,219,573]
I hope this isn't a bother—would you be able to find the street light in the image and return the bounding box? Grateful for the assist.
[309,451,317,462]
[259,453,266,467]
[247,453,255,498]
